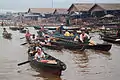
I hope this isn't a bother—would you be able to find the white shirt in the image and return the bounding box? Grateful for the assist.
[31,37,36,43]
[35,52,45,59]
[80,33,90,42]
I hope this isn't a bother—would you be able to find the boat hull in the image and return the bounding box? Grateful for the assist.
[102,38,120,44]
[41,44,63,50]
[19,30,26,33]
[51,40,85,50]
[87,44,112,51]
[28,52,66,76]
[9,27,18,31]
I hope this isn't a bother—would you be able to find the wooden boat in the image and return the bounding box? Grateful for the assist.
[100,34,120,44]
[37,31,43,37]
[17,27,24,30]
[52,34,75,41]
[102,37,120,44]
[45,26,80,30]
[19,29,26,33]
[37,31,76,41]
[41,44,63,50]
[33,26,41,30]
[51,40,86,50]
[9,26,18,31]
[28,51,66,76]
[9,26,24,31]
[87,44,112,51]
[2,33,12,39]
[45,27,56,30]
[51,39,112,51]
[51,32,76,41]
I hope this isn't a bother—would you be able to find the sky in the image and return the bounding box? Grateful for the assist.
[0,0,120,12]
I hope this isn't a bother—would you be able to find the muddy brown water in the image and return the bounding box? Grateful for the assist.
[0,26,120,80]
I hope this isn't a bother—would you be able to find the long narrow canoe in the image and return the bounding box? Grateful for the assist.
[9,27,18,31]
[87,44,112,51]
[51,40,86,51]
[19,29,26,33]
[52,35,75,41]
[100,34,120,44]
[51,39,112,51]
[41,44,63,50]
[28,51,66,76]
[33,26,41,30]
[102,38,120,44]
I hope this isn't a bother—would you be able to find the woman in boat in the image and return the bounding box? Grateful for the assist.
[79,30,90,43]
[25,30,32,43]
[34,47,45,60]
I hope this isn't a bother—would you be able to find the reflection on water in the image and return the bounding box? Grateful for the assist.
[0,26,120,80]
[73,51,89,68]
[32,73,62,80]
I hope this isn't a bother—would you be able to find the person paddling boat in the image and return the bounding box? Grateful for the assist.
[25,30,32,43]
[79,30,90,44]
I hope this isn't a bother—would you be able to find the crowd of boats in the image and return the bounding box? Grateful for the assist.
[1,25,120,76]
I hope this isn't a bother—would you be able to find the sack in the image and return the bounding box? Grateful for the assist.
[89,40,96,45]
[40,60,48,63]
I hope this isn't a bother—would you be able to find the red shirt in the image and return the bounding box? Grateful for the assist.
[25,33,32,38]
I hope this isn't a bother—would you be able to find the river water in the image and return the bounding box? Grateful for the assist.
[0,26,120,80]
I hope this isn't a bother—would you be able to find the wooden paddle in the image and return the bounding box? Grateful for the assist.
[20,37,25,39]
[18,60,31,66]
[21,42,27,45]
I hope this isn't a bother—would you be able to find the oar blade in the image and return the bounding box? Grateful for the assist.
[18,61,30,66]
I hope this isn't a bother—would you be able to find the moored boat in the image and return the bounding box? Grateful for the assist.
[41,44,63,50]
[100,34,120,44]
[52,34,75,41]
[19,29,26,33]
[9,26,18,31]
[87,43,112,51]
[102,37,120,44]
